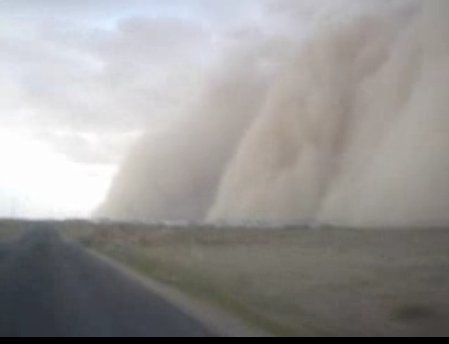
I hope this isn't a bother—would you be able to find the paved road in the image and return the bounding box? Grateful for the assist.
[0,227,212,337]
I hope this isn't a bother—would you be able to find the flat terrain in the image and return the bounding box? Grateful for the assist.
[69,223,449,336]
[0,225,211,337]
[1,221,449,337]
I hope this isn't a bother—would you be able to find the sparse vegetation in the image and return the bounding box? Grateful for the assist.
[0,220,31,241]
[67,224,449,337]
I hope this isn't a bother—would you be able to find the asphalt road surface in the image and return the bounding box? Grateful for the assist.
[0,227,212,337]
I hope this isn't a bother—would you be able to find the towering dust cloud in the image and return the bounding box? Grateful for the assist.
[96,54,274,222]
[98,0,449,227]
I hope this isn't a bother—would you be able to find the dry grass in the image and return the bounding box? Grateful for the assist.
[0,220,31,241]
[67,224,449,337]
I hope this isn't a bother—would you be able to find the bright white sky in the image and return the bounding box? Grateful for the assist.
[0,0,317,218]
[0,128,114,217]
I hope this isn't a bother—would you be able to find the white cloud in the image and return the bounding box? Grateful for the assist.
[0,0,316,218]
[0,0,272,217]
[0,129,115,218]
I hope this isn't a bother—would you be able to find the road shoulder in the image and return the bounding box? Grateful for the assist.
[83,247,270,337]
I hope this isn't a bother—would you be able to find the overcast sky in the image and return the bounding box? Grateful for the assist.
[0,0,317,218]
